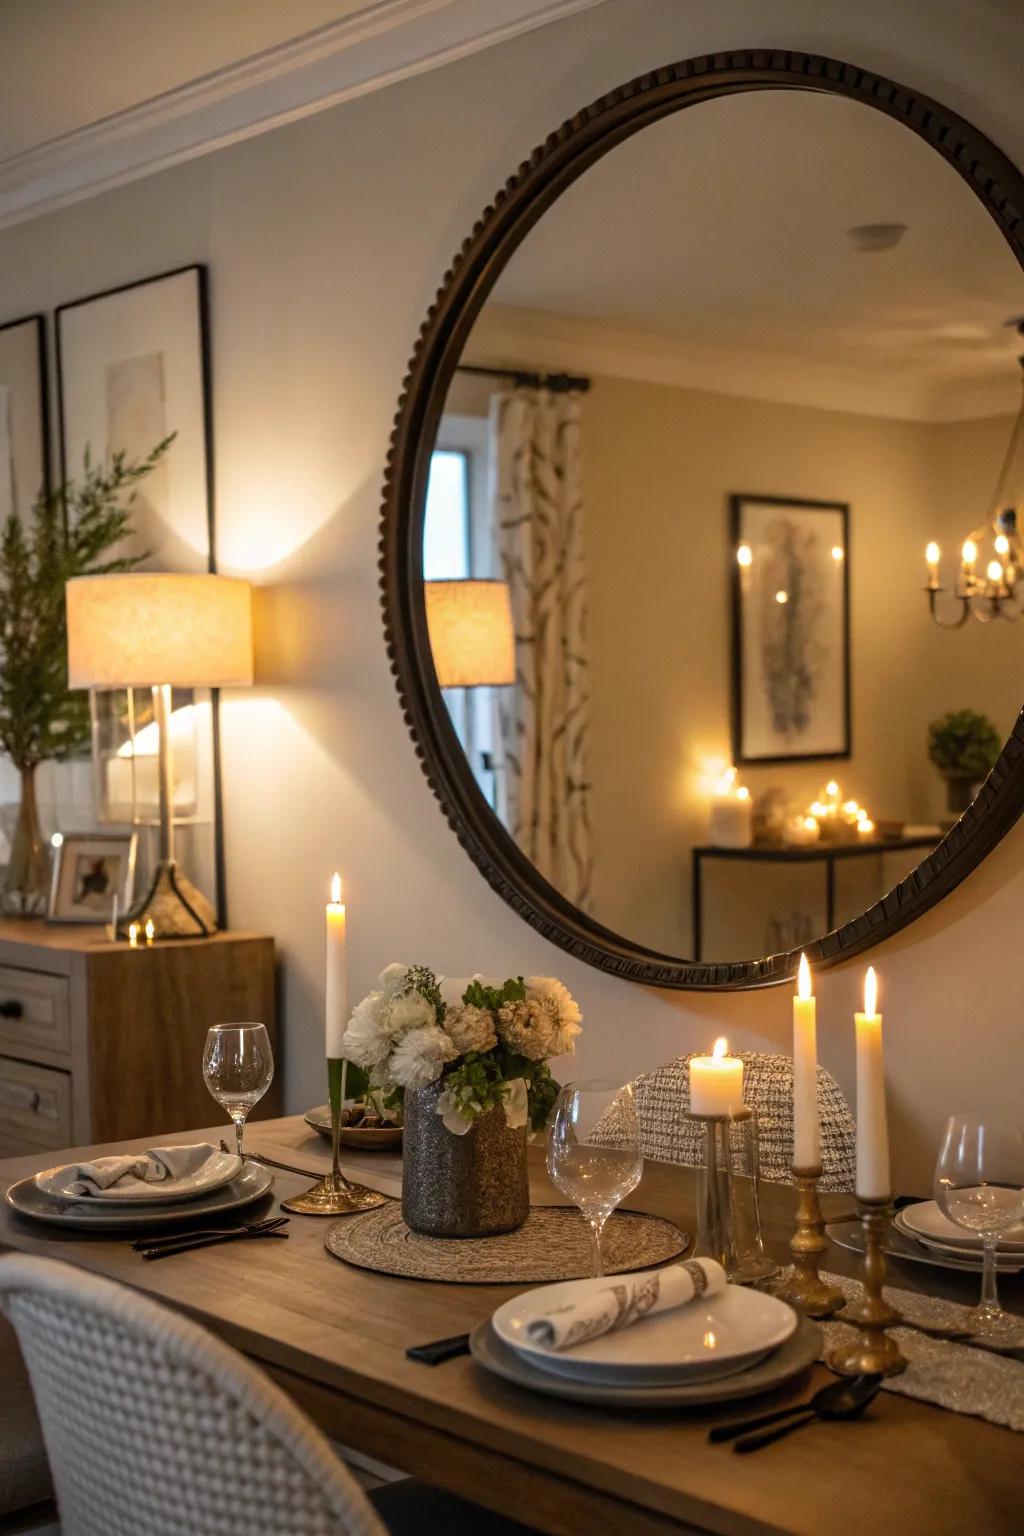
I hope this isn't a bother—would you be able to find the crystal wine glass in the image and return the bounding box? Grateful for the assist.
[934,1113,1024,1340]
[202,1023,274,1157]
[547,1079,643,1277]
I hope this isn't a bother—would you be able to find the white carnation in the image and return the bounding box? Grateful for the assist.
[341,991,390,1068]
[526,976,582,1057]
[444,1003,497,1055]
[379,963,411,999]
[383,989,436,1037]
[389,1024,457,1090]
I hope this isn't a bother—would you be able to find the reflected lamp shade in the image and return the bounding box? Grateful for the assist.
[66,573,254,690]
[425,579,515,688]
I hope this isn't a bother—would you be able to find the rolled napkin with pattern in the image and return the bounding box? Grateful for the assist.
[526,1258,727,1350]
[37,1143,224,1198]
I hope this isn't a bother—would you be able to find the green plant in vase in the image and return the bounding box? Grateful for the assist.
[0,438,173,913]
[927,708,1003,816]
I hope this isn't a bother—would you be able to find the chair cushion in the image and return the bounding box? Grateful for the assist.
[369,1479,536,1535]
[0,1318,52,1516]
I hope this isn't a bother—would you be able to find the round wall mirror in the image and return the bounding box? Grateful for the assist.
[381,52,1024,988]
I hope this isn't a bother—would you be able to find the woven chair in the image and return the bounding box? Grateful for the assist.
[630,1050,856,1192]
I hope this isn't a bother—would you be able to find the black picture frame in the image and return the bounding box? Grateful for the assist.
[730,493,851,766]
[0,311,51,517]
[55,264,225,927]
[379,48,1024,991]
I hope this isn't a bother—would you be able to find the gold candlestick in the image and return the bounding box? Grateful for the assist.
[827,1196,908,1377]
[281,1059,387,1217]
[776,1165,845,1318]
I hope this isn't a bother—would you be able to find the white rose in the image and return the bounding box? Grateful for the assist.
[436,1087,474,1135]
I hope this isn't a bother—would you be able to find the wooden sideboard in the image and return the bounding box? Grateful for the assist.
[0,919,279,1158]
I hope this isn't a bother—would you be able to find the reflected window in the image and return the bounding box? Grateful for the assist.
[424,450,471,580]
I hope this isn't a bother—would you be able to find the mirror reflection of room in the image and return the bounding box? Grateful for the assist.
[424,91,1024,963]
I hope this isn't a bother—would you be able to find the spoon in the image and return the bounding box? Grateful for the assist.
[708,1374,881,1446]
[732,1375,882,1454]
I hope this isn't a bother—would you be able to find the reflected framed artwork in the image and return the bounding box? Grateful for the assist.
[48,831,138,923]
[731,494,850,765]
[0,313,50,523]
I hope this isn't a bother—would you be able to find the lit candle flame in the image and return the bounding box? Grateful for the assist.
[925,541,940,566]
[797,952,811,1000]
[144,919,155,946]
[330,872,343,905]
[831,545,844,562]
[128,923,139,949]
[712,1037,728,1061]
[864,966,878,1016]
[803,815,817,831]
[735,785,750,801]
[825,780,839,798]
[736,544,753,567]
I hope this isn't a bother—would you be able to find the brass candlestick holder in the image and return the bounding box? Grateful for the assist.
[776,1165,845,1318]
[827,1196,908,1377]
[281,1058,388,1217]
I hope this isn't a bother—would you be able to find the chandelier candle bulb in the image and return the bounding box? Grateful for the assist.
[325,874,347,1062]
[690,1038,744,1118]
[925,541,940,589]
[854,967,891,1200]
[792,954,819,1169]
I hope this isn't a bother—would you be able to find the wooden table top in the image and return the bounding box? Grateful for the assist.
[2,1117,1022,1536]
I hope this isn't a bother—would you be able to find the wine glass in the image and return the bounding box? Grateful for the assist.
[934,1114,1024,1340]
[547,1080,643,1277]
[202,1023,274,1157]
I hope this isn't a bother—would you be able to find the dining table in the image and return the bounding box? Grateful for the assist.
[1,1115,1022,1536]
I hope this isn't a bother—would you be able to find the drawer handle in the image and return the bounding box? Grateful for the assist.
[0,1081,47,1113]
[0,1000,24,1019]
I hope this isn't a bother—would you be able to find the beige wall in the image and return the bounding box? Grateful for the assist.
[1,0,1022,1195]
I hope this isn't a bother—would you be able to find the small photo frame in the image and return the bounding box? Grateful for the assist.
[48,832,138,924]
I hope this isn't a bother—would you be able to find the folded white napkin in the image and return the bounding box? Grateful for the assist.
[39,1143,221,1198]
[526,1257,727,1351]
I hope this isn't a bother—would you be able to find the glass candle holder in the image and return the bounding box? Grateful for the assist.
[687,1107,778,1284]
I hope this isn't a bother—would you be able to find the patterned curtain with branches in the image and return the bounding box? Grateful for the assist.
[490,386,592,909]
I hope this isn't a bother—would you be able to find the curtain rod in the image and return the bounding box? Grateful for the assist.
[456,363,591,393]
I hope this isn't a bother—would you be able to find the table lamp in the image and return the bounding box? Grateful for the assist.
[66,573,253,938]
[424,579,515,687]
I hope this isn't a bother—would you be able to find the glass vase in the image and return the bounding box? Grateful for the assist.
[3,765,51,916]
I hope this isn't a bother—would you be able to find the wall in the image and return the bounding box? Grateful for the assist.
[0,0,1022,1194]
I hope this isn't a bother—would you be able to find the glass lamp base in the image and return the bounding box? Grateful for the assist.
[280,1175,388,1216]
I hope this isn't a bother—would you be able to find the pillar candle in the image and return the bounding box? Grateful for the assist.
[690,1038,744,1117]
[709,769,753,849]
[854,966,890,1199]
[792,953,819,1169]
[326,873,347,1060]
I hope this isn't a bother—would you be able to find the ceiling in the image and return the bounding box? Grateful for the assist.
[480,90,1024,420]
[0,0,370,161]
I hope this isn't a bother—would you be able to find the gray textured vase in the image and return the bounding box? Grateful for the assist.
[402,1079,530,1237]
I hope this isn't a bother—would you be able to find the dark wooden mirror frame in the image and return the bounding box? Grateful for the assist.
[380,48,1024,990]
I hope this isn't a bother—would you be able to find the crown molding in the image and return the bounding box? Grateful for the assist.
[0,0,608,231]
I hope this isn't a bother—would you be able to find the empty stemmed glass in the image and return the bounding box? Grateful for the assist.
[547,1080,643,1277]
[934,1113,1024,1341]
[202,1023,274,1157]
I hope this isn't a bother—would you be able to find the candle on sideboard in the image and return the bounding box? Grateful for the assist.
[326,873,347,1063]
[690,1037,744,1117]
[792,952,819,1169]
[854,966,891,1200]
[709,768,753,849]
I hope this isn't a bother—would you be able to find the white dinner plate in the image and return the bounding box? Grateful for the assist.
[34,1148,243,1206]
[471,1316,821,1407]
[899,1199,1024,1252]
[6,1163,274,1231]
[828,1217,1024,1275]
[893,1212,1024,1267]
[492,1278,797,1385]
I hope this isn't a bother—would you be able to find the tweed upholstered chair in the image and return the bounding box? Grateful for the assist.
[0,1255,531,1536]
[630,1050,856,1192]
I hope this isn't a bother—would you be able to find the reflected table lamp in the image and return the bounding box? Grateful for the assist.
[424,578,515,689]
[66,573,253,938]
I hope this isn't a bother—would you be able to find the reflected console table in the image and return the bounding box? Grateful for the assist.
[691,836,940,960]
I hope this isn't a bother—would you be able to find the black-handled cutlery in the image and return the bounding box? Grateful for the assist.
[709,1374,882,1452]
[219,1139,323,1181]
[406,1333,472,1365]
[134,1216,289,1260]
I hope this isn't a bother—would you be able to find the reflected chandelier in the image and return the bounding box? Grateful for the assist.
[924,328,1024,626]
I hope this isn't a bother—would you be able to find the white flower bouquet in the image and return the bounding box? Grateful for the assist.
[341,963,581,1135]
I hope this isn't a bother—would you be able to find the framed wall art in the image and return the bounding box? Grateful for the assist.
[730,493,851,764]
[0,313,50,523]
[48,831,138,924]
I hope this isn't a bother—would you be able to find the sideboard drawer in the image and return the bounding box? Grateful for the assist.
[0,1056,72,1155]
[0,966,71,1060]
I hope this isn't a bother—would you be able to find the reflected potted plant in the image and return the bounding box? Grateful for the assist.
[927,709,1002,816]
[0,440,170,914]
[342,963,580,1236]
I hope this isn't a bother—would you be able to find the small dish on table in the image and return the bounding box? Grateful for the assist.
[304,1103,403,1150]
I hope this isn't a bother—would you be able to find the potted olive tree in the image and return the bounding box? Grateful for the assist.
[0,440,170,913]
[927,709,1002,816]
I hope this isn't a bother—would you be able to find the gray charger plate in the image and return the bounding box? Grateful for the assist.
[469,1314,820,1407]
[826,1217,1024,1275]
[5,1162,274,1232]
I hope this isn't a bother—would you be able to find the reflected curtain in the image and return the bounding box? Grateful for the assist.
[491,386,592,908]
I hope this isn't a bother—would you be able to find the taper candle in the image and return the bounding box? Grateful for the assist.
[325,873,347,1060]
[854,966,890,1199]
[792,953,819,1168]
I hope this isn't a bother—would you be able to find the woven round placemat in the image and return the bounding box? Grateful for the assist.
[324,1203,689,1283]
